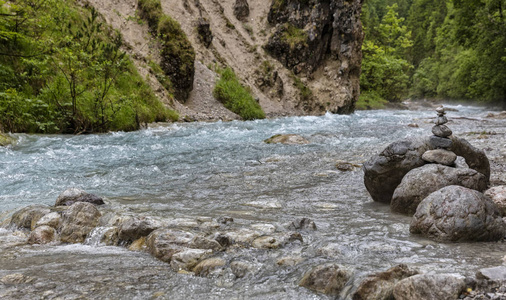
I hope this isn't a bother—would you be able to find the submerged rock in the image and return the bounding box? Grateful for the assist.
[231,260,256,278]
[353,264,418,300]
[60,202,101,243]
[9,205,51,230]
[55,188,104,206]
[299,263,353,296]
[410,186,506,242]
[391,164,488,215]
[0,133,15,146]
[193,257,227,277]
[393,274,466,300]
[170,248,212,272]
[264,134,309,145]
[286,217,317,231]
[1,273,34,284]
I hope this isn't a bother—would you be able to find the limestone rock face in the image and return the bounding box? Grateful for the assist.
[10,205,51,230]
[393,274,466,300]
[60,202,101,243]
[233,0,249,20]
[265,0,363,113]
[410,186,506,242]
[299,263,352,296]
[353,264,418,300]
[55,188,104,206]
[391,164,488,215]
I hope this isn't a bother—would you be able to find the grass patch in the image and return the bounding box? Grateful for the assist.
[355,91,388,110]
[281,23,308,49]
[213,67,265,120]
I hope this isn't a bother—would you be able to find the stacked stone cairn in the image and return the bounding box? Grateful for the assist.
[422,106,457,166]
[363,106,506,242]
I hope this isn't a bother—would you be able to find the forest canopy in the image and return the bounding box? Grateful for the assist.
[359,0,506,109]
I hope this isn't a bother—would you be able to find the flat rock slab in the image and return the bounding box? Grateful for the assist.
[421,149,457,166]
[477,266,506,281]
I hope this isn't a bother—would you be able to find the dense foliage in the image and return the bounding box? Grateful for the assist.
[213,67,266,120]
[0,0,176,133]
[360,0,506,108]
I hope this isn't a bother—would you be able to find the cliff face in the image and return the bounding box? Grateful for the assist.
[87,0,363,119]
[265,0,363,113]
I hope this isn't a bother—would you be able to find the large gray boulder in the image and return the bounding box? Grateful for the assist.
[484,185,506,216]
[393,274,466,300]
[9,205,51,230]
[410,186,506,242]
[60,202,101,243]
[299,263,353,296]
[353,264,418,300]
[364,136,490,203]
[363,137,432,203]
[391,164,488,215]
[55,188,104,206]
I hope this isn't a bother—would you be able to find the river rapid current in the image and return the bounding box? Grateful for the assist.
[1,104,505,299]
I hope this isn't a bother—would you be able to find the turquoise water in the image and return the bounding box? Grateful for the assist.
[1,105,504,299]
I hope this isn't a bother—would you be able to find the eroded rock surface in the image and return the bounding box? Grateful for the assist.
[55,188,104,206]
[393,274,466,300]
[60,202,101,243]
[391,164,488,215]
[299,263,352,296]
[410,186,506,242]
[353,264,418,300]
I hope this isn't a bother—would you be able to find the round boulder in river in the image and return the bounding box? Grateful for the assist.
[391,164,488,215]
[410,186,506,242]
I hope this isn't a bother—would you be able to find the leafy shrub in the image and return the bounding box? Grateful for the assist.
[137,0,163,30]
[213,67,266,120]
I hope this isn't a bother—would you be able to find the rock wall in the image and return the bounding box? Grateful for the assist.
[265,0,363,113]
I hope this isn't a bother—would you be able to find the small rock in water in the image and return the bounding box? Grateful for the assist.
[34,212,62,230]
[432,124,452,138]
[9,205,51,230]
[55,188,104,206]
[170,248,212,272]
[1,273,34,284]
[231,261,255,278]
[286,217,317,231]
[407,123,419,128]
[264,134,309,145]
[393,274,465,300]
[118,216,162,243]
[217,216,234,224]
[421,149,457,166]
[299,263,353,296]
[277,256,304,267]
[60,202,101,244]
[353,264,418,300]
[429,135,453,149]
[335,161,360,171]
[193,257,226,277]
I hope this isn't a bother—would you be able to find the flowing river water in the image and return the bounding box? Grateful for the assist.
[1,104,505,299]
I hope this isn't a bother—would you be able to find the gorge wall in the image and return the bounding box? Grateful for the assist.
[87,0,363,120]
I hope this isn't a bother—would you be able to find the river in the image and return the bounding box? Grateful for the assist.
[1,104,505,299]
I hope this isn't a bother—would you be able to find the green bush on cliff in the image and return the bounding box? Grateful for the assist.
[213,67,265,120]
[136,0,195,101]
[281,23,308,49]
[0,0,175,133]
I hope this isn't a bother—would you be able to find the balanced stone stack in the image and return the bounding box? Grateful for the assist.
[422,106,457,166]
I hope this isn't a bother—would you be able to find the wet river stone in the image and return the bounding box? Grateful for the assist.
[60,202,101,243]
[55,187,104,206]
[264,134,309,145]
[146,229,194,262]
[299,263,353,296]
[118,216,162,243]
[410,186,506,242]
[391,164,488,215]
[353,264,418,300]
[432,124,452,137]
[363,137,432,203]
[28,225,57,245]
[393,274,466,300]
[9,205,51,230]
[34,212,62,229]
[484,185,506,216]
[193,257,227,277]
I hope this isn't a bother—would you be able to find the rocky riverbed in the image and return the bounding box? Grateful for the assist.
[1,104,505,299]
